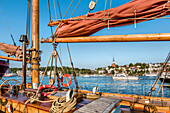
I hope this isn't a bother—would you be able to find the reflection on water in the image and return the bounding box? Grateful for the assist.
[1,76,170,98]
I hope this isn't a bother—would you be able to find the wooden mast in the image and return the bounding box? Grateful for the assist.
[32,0,39,89]
[41,33,170,43]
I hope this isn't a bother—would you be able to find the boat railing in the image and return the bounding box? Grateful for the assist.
[80,82,167,97]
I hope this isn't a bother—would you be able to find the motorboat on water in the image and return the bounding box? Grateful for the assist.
[112,73,139,80]
[144,73,157,76]
[160,74,170,83]
[144,63,157,76]
[4,73,18,77]
[0,60,9,78]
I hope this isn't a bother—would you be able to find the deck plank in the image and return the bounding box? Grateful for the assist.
[74,97,121,113]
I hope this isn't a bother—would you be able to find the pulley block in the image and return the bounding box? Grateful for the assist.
[89,1,96,10]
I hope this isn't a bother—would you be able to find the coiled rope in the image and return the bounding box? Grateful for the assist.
[23,95,77,113]
[50,96,77,113]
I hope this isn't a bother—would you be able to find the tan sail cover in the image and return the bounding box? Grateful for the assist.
[0,43,18,56]
[55,0,170,37]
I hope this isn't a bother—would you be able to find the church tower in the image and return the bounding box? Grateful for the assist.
[112,57,116,67]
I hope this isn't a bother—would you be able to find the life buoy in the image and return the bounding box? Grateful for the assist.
[38,85,58,97]
[61,74,72,87]
[7,104,13,113]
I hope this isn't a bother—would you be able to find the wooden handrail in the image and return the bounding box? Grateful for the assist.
[41,33,170,43]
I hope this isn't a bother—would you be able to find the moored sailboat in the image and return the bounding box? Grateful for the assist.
[160,74,170,83]
[0,60,9,78]
[112,73,139,80]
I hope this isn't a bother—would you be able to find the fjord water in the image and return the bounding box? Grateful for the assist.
[2,76,170,98]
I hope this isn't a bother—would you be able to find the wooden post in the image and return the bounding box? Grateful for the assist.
[32,0,39,89]
[22,41,27,89]
[19,35,28,89]
[41,33,170,43]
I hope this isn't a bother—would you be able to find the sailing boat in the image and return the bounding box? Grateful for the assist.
[0,0,170,113]
[160,74,170,83]
[0,60,9,78]
[144,63,157,76]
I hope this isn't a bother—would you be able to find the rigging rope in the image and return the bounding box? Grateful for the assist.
[47,0,53,35]
[46,0,72,89]
[26,0,31,41]
[49,55,54,79]
[56,50,71,89]
[39,52,53,86]
[54,52,60,88]
[110,0,112,9]
[0,4,16,46]
[62,0,74,19]
[59,44,62,62]
[47,0,83,91]
[96,0,99,4]
[56,51,65,75]
[53,0,58,20]
[71,0,81,18]
[156,70,167,97]
[148,52,170,96]
[104,0,107,18]
[67,43,79,90]
[57,0,62,19]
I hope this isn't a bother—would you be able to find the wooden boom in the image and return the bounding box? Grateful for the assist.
[0,56,30,63]
[41,33,170,43]
[0,56,22,62]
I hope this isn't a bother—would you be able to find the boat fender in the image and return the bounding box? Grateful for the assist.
[38,85,58,97]
[7,104,13,113]
[92,86,98,94]
[61,74,72,87]
[66,89,74,102]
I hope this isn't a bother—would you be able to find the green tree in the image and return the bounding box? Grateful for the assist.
[104,69,108,74]
[119,68,123,73]
[108,66,112,69]
[129,63,133,67]
[126,69,130,74]
[111,70,115,75]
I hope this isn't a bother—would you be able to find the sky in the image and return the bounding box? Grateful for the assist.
[1,0,170,69]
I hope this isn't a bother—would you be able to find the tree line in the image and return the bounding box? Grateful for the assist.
[9,66,95,75]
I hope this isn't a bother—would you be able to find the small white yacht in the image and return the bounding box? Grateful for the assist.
[160,73,170,83]
[144,73,157,76]
[144,63,157,76]
[112,73,139,80]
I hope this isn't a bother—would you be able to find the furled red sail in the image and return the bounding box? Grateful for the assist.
[0,43,18,56]
[55,0,170,38]
[0,43,23,58]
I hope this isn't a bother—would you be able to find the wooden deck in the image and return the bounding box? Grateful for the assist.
[0,90,93,113]
[0,93,51,113]
[74,97,121,113]
[0,89,169,113]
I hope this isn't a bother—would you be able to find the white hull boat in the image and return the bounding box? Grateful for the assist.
[112,73,139,80]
